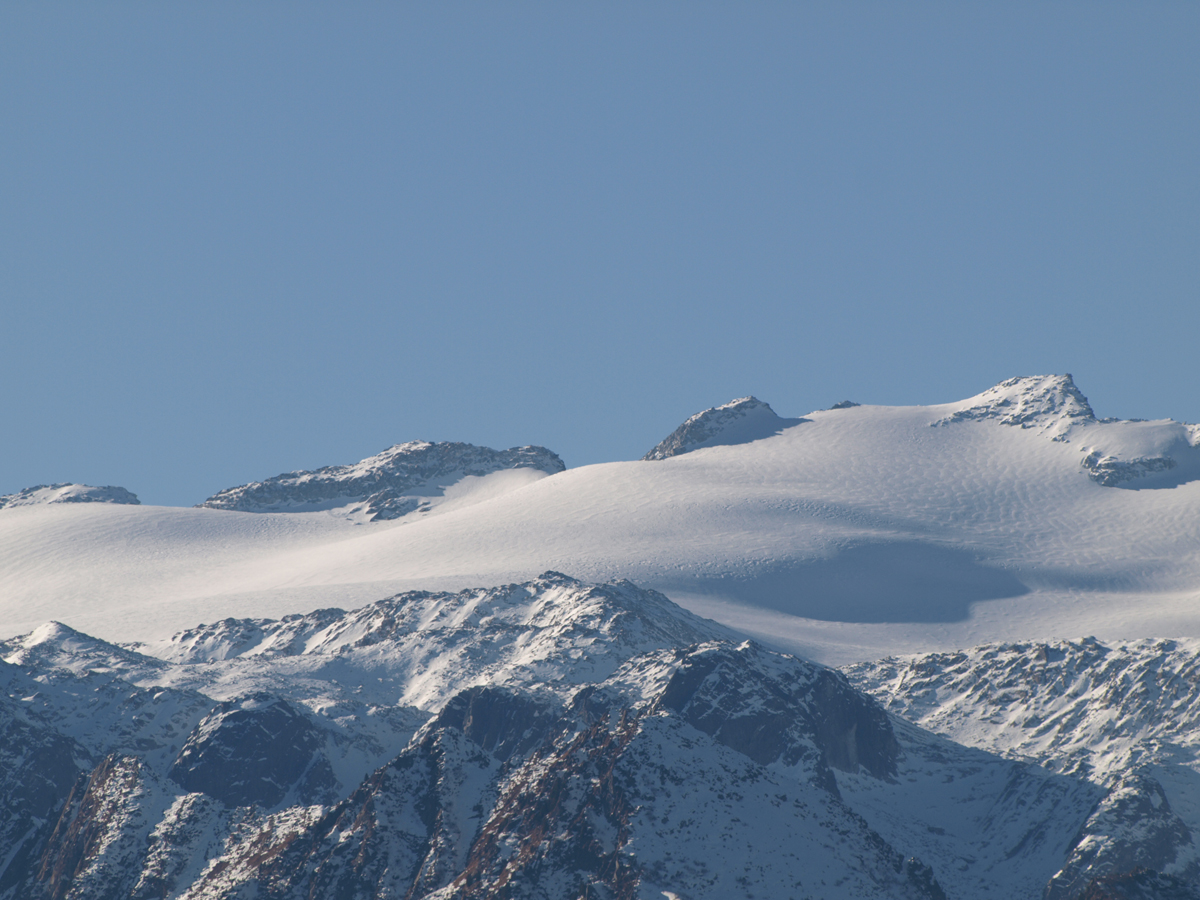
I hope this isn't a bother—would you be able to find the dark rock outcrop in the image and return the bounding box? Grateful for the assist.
[169,694,336,808]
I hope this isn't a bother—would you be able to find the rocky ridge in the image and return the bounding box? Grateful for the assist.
[930,374,1200,488]
[2,574,1187,899]
[931,373,1097,439]
[0,484,140,509]
[643,396,803,460]
[198,441,564,520]
[845,638,1200,896]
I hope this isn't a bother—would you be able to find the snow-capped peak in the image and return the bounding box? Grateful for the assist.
[198,440,565,519]
[141,572,737,711]
[0,483,140,509]
[643,396,804,460]
[932,374,1095,439]
[2,620,165,676]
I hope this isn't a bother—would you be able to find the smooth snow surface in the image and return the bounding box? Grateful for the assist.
[2,375,1199,663]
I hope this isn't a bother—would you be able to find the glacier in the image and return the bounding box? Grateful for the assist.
[3,374,1200,899]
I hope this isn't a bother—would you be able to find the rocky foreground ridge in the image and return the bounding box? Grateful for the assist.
[847,639,1200,900]
[3,575,1196,899]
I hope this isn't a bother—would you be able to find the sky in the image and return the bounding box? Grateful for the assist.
[2,3,1197,507]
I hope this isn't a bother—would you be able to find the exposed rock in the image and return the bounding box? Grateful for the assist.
[931,374,1095,440]
[1076,867,1200,900]
[1081,451,1177,486]
[0,484,139,510]
[1046,771,1200,900]
[643,396,804,460]
[8,575,1198,900]
[147,573,735,711]
[654,642,898,784]
[187,652,939,900]
[198,440,565,519]
[0,674,88,899]
[169,694,336,808]
[33,755,167,900]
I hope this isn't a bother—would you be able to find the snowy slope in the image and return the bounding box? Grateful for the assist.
[2,374,1199,664]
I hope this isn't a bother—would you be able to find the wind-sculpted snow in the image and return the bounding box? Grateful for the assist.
[199,440,564,519]
[0,483,139,509]
[10,375,1200,897]
[5,374,1200,658]
[643,395,805,459]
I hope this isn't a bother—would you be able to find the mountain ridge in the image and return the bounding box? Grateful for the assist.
[198,440,565,520]
[5,573,1169,899]
[0,483,140,509]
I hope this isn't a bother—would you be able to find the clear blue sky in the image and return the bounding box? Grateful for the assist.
[2,3,1197,506]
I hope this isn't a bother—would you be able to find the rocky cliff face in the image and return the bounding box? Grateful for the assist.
[930,374,1200,489]
[931,374,1096,438]
[164,643,939,900]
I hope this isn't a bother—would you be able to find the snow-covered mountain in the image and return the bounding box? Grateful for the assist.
[3,374,1198,663]
[5,573,1180,900]
[5,374,1200,898]
[846,638,1200,898]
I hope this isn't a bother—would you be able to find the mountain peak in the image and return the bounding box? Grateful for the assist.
[198,440,565,518]
[2,620,164,675]
[932,373,1095,439]
[0,483,140,510]
[644,396,804,460]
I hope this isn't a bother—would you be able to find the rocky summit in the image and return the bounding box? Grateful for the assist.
[198,440,565,520]
[0,483,140,508]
